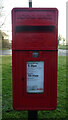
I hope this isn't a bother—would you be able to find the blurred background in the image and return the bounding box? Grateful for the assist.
[1,1,68,119]
[0,0,67,50]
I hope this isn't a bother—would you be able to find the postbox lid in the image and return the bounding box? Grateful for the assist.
[12,8,58,50]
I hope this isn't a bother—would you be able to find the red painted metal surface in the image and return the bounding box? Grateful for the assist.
[12,8,58,110]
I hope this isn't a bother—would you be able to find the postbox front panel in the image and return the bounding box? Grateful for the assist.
[12,8,58,110]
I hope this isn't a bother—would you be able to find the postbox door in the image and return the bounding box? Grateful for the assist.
[12,50,57,110]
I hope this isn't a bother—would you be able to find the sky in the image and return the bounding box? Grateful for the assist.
[0,0,67,40]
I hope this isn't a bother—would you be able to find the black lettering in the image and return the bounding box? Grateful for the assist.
[31,65,37,67]
[33,75,38,77]
[28,74,31,77]
[28,64,30,67]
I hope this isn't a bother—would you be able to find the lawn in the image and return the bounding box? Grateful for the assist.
[2,55,68,120]
[58,45,68,50]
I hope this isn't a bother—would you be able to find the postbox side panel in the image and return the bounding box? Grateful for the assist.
[12,50,57,110]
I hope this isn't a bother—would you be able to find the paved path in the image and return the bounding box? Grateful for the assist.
[58,49,68,56]
[0,49,12,55]
[0,49,68,56]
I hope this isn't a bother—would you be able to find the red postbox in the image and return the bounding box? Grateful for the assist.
[12,8,58,110]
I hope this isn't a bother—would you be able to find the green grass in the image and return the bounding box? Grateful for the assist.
[2,55,68,120]
[2,48,10,50]
[58,45,68,50]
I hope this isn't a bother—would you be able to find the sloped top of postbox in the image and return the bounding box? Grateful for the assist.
[12,8,58,50]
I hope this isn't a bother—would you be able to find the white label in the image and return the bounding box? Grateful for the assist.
[27,61,44,93]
